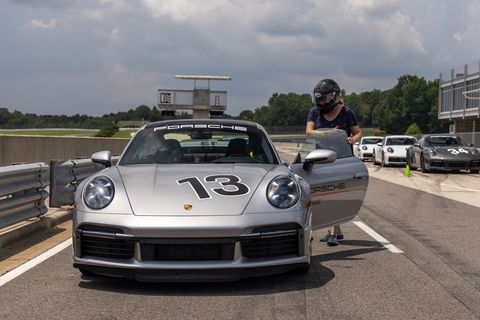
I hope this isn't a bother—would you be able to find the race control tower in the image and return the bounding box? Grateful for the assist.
[158,75,231,119]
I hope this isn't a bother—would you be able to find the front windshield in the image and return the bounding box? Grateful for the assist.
[385,137,416,146]
[119,124,278,165]
[425,136,464,147]
[298,128,353,160]
[361,137,383,145]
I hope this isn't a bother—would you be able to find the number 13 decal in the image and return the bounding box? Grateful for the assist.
[177,175,250,200]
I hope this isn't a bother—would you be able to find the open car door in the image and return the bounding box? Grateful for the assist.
[290,129,369,230]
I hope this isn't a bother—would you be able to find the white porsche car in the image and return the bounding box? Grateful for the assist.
[357,136,384,161]
[373,135,417,166]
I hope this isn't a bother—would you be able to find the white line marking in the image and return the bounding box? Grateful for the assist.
[414,177,480,192]
[439,183,480,192]
[0,238,72,287]
[353,221,404,254]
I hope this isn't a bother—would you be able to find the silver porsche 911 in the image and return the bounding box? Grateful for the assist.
[73,119,368,281]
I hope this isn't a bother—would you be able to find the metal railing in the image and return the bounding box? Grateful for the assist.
[49,157,119,207]
[0,163,49,229]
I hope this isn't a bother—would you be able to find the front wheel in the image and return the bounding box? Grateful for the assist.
[420,154,429,173]
[470,169,479,174]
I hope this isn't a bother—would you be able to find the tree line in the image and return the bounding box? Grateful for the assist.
[238,74,449,134]
[0,74,449,135]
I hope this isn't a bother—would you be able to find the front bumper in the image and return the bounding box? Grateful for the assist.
[73,210,311,281]
[425,158,480,171]
[359,151,374,160]
[385,155,406,165]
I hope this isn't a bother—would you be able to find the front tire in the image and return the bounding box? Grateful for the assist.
[470,169,479,174]
[420,154,429,173]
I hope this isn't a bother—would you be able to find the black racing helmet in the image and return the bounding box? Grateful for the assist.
[313,79,341,114]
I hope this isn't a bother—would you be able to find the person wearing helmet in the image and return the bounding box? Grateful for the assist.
[306,79,362,246]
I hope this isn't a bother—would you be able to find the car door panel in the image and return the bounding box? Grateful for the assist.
[291,156,368,230]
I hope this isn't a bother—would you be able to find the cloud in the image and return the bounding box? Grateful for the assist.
[1,0,480,116]
[29,18,57,30]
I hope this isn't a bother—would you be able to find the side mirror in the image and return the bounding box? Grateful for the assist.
[92,150,112,167]
[469,143,475,147]
[376,142,383,146]
[303,149,337,171]
[354,142,359,146]
[413,143,420,148]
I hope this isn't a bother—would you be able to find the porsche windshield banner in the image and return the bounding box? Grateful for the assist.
[154,124,248,132]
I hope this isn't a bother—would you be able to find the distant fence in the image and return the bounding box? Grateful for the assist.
[0,135,129,166]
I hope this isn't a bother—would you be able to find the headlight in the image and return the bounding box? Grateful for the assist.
[387,147,394,153]
[362,146,367,150]
[83,176,115,209]
[266,175,299,208]
[428,148,436,156]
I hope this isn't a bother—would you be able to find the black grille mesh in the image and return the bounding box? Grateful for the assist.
[81,235,134,259]
[241,233,298,258]
[141,243,234,261]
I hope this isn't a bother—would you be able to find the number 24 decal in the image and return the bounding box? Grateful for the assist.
[447,148,468,155]
[177,175,250,199]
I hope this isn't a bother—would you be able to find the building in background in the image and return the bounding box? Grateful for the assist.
[158,75,231,119]
[439,60,480,146]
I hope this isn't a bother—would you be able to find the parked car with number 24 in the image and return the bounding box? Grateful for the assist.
[406,134,480,173]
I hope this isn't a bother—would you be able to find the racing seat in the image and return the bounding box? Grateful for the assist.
[226,138,249,157]
[164,139,185,163]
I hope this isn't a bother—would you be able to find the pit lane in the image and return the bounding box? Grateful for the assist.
[0,153,479,319]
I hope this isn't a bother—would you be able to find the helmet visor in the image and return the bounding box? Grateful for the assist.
[314,91,336,105]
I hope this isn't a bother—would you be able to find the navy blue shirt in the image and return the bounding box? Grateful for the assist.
[307,105,358,136]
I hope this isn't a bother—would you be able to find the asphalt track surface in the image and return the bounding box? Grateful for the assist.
[1,160,480,319]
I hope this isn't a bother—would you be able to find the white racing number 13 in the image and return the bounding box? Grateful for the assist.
[177,175,250,200]
[447,148,469,155]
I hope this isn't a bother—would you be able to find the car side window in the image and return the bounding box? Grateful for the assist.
[297,128,353,162]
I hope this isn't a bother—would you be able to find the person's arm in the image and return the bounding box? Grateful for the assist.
[347,125,362,144]
[306,121,315,135]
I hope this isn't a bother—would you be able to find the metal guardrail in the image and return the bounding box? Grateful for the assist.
[49,157,119,207]
[0,163,49,229]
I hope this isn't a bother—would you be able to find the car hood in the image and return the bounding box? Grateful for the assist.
[117,164,273,216]
[428,147,478,158]
[385,145,410,155]
[362,145,376,151]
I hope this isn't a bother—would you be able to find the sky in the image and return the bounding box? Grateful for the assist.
[1,0,479,116]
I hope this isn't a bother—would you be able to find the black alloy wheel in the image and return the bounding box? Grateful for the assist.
[420,154,429,173]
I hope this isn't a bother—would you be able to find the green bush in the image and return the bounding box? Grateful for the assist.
[95,122,119,137]
[405,123,422,135]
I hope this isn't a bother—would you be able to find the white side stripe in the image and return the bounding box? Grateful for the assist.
[0,238,72,287]
[353,221,404,254]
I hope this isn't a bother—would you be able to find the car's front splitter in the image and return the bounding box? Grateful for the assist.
[73,261,310,282]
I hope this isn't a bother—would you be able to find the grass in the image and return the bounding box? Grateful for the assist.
[112,130,137,138]
[0,127,388,139]
[0,129,98,137]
